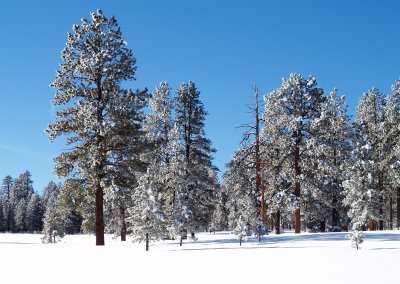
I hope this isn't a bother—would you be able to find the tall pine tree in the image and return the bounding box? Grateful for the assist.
[174,81,218,234]
[262,74,325,233]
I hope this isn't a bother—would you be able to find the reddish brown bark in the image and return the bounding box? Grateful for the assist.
[96,184,105,246]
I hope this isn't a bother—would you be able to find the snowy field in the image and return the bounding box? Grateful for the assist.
[1,231,399,284]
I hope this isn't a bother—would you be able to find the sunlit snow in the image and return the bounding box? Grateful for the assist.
[1,230,398,284]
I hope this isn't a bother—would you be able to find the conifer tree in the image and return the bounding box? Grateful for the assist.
[174,81,218,234]
[344,88,387,230]
[127,81,174,239]
[57,179,85,234]
[14,199,27,232]
[223,148,258,230]
[262,74,325,233]
[307,89,352,231]
[0,196,4,232]
[1,176,13,232]
[384,79,400,229]
[26,193,44,232]
[42,194,65,243]
[42,181,60,207]
[47,10,145,245]
[1,175,13,200]
[126,169,164,248]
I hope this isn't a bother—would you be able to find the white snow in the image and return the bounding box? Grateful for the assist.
[1,230,399,284]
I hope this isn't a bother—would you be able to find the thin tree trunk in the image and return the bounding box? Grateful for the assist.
[261,160,265,223]
[389,196,393,230]
[120,206,126,241]
[379,172,384,231]
[320,220,326,233]
[180,235,183,246]
[146,233,149,251]
[294,136,301,234]
[96,183,105,246]
[254,87,261,213]
[332,149,339,229]
[397,188,400,229]
[275,209,281,235]
[270,217,274,232]
[332,206,339,229]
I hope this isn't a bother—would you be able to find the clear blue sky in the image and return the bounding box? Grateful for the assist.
[1,0,399,193]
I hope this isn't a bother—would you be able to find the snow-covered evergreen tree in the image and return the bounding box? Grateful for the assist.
[224,148,258,231]
[1,175,13,232]
[262,74,326,233]
[253,217,268,242]
[42,181,59,208]
[232,217,248,246]
[56,180,83,234]
[212,184,229,231]
[126,81,174,239]
[42,194,65,243]
[26,193,44,233]
[384,79,400,229]
[126,169,164,246]
[0,196,4,232]
[11,171,34,201]
[47,10,146,245]
[174,81,218,233]
[344,88,387,230]
[164,125,194,243]
[306,89,352,231]
[14,199,27,232]
[9,171,35,232]
[346,230,364,250]
[1,175,13,200]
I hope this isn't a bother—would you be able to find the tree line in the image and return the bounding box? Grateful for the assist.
[4,10,397,244]
[218,74,400,235]
[0,171,45,233]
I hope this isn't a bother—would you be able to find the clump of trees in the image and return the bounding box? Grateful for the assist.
[47,10,219,246]
[221,74,400,235]
[0,172,44,233]
[222,74,400,233]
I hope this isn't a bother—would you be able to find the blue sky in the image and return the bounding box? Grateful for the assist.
[1,0,399,193]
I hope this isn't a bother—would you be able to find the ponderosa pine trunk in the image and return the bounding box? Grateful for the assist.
[95,79,105,246]
[96,183,105,246]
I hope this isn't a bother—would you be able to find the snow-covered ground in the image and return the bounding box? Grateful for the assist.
[1,230,399,284]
